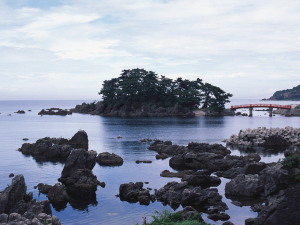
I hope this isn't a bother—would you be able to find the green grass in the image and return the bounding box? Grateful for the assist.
[141,210,212,225]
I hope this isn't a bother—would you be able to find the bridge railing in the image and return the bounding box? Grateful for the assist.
[231,104,291,110]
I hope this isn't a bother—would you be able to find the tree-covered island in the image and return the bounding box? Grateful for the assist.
[72,68,233,117]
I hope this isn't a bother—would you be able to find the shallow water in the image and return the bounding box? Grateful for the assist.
[0,99,299,225]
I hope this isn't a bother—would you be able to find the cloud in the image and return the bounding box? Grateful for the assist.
[0,0,300,100]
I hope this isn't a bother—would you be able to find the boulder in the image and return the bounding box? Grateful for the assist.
[60,149,97,178]
[225,174,263,197]
[59,149,98,200]
[155,181,227,216]
[38,108,72,116]
[119,182,152,205]
[96,152,123,166]
[0,175,61,225]
[245,162,267,175]
[262,135,290,149]
[0,175,26,214]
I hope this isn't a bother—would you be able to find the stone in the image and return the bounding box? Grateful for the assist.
[69,130,88,150]
[119,182,152,205]
[96,152,123,166]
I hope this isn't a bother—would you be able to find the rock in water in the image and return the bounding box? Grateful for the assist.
[69,130,88,150]
[96,152,123,166]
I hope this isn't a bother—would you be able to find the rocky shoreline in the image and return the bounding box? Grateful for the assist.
[0,175,61,225]
[70,101,234,117]
[11,128,300,224]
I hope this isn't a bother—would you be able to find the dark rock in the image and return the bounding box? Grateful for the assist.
[135,160,152,164]
[22,138,29,141]
[96,152,123,166]
[225,174,263,197]
[14,110,25,114]
[0,175,61,225]
[69,130,88,150]
[59,149,98,200]
[119,182,152,205]
[216,167,246,179]
[249,183,300,225]
[38,108,72,116]
[0,175,26,214]
[8,173,14,178]
[225,164,290,198]
[181,175,221,187]
[208,213,230,221]
[160,170,211,178]
[180,206,203,221]
[60,149,96,178]
[37,183,54,194]
[155,153,169,160]
[155,181,226,214]
[46,184,69,204]
[245,162,267,175]
[187,142,231,156]
[222,222,234,225]
[284,146,300,157]
[262,135,290,149]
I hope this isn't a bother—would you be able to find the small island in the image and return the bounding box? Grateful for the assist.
[265,85,300,100]
[72,68,233,117]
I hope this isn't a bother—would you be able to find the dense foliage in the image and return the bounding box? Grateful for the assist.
[99,68,232,112]
[143,210,211,225]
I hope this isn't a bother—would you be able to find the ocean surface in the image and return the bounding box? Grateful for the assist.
[0,99,299,225]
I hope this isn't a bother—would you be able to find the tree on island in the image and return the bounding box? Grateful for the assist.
[99,68,232,112]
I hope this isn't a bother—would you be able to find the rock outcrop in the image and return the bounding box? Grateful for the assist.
[0,175,60,225]
[96,152,123,166]
[155,181,229,221]
[267,85,300,100]
[38,108,72,116]
[58,149,98,198]
[225,127,300,149]
[118,182,154,205]
[18,130,89,161]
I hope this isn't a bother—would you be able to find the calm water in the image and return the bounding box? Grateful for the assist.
[0,99,299,225]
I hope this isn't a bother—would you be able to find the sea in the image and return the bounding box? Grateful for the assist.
[0,99,299,225]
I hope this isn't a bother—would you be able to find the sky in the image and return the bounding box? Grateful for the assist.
[0,0,299,100]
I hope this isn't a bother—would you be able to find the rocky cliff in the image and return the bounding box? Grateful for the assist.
[268,85,300,100]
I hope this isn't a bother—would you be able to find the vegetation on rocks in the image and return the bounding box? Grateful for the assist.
[99,68,232,113]
[145,210,211,225]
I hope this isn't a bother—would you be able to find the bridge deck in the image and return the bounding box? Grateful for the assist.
[231,104,291,110]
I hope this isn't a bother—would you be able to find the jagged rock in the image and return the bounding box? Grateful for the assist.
[60,149,96,178]
[59,149,98,198]
[225,164,290,198]
[0,175,26,214]
[0,175,61,225]
[155,181,226,215]
[247,183,300,225]
[18,130,89,161]
[96,152,123,166]
[69,130,88,150]
[187,142,231,156]
[119,182,152,205]
[38,108,72,116]
[225,174,263,197]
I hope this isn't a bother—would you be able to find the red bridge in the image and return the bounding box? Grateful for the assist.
[230,104,291,117]
[231,104,291,110]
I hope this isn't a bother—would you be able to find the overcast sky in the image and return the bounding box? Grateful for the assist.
[0,0,299,100]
